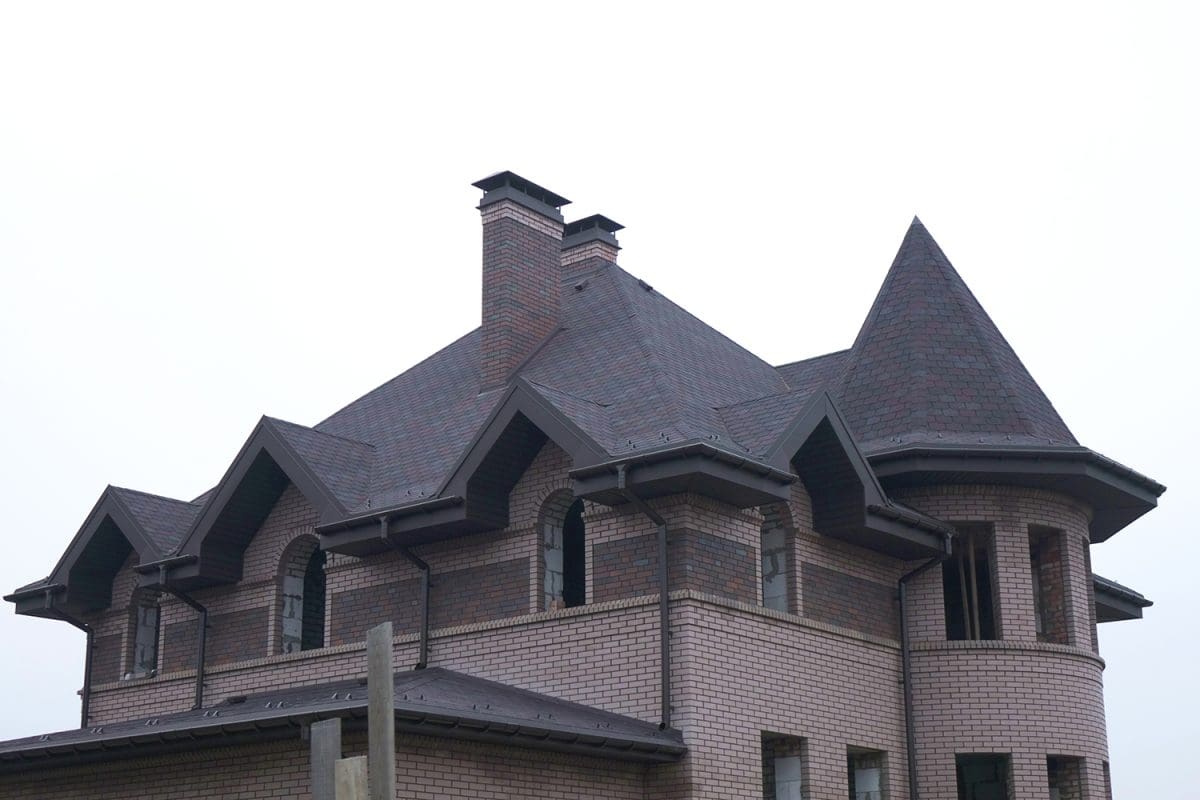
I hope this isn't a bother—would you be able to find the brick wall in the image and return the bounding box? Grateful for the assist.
[593,529,756,605]
[90,633,123,684]
[801,561,899,639]
[909,642,1107,800]
[44,454,1117,800]
[329,575,422,643]
[0,733,648,799]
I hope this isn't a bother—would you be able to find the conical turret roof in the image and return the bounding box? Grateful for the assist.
[833,217,1077,454]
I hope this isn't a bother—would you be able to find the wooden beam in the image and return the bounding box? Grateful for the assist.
[367,621,396,800]
[310,718,343,800]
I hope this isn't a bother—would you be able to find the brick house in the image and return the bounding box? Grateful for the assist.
[1,172,1161,799]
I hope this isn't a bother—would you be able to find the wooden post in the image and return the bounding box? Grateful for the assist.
[335,756,369,800]
[310,718,343,800]
[367,621,395,800]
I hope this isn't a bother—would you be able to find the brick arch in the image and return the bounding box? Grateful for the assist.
[532,477,574,519]
[276,533,326,654]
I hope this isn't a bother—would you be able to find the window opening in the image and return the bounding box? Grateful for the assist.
[543,496,586,610]
[762,734,806,800]
[281,537,326,653]
[761,527,790,612]
[1030,527,1068,644]
[847,748,886,800]
[942,526,997,640]
[126,589,160,679]
[1047,756,1083,800]
[956,754,1011,800]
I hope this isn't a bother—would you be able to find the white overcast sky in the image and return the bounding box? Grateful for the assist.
[1,3,1196,796]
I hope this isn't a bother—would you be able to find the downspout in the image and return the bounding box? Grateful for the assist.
[380,517,430,669]
[158,566,208,710]
[46,591,92,728]
[615,464,671,729]
[898,532,953,800]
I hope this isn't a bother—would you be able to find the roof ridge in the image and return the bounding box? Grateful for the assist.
[773,348,851,371]
[264,416,378,449]
[526,379,611,408]
[715,385,813,412]
[109,486,201,507]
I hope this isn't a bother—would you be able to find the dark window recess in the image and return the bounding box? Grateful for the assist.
[281,536,326,653]
[761,527,790,613]
[301,549,327,651]
[1047,756,1084,800]
[762,734,805,800]
[942,526,997,641]
[127,589,160,679]
[544,497,586,610]
[1030,527,1068,644]
[847,748,886,800]
[562,499,586,608]
[956,754,1011,800]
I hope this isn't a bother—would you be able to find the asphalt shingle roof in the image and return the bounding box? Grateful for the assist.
[109,488,201,554]
[827,218,1078,454]
[14,218,1108,571]
[0,667,684,767]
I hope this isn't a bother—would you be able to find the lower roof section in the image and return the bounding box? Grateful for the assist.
[0,668,685,774]
[1094,574,1153,622]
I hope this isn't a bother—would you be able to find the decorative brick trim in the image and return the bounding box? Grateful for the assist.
[480,200,564,238]
[562,242,618,265]
[910,637,1105,668]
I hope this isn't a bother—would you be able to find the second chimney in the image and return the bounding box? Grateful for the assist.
[562,214,623,266]
[473,171,570,391]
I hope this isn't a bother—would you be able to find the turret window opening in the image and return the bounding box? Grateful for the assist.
[280,535,326,653]
[542,492,586,610]
[1029,526,1068,644]
[942,524,997,641]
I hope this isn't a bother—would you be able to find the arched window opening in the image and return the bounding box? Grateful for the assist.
[126,588,160,679]
[542,494,586,611]
[281,536,326,653]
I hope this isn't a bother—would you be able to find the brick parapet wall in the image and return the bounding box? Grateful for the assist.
[51,589,1113,798]
[87,594,663,725]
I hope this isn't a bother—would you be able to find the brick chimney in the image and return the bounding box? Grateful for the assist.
[561,214,623,266]
[473,171,571,390]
